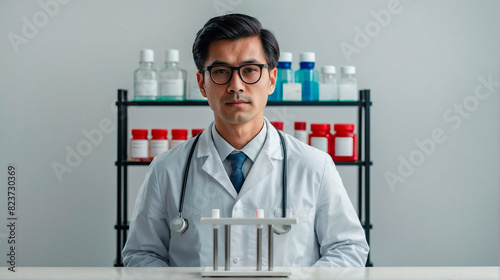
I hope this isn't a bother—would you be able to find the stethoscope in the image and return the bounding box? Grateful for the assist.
[170,126,291,235]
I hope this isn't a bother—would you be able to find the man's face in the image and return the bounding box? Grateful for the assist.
[197,36,277,128]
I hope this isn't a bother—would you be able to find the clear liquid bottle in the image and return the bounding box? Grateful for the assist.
[159,49,187,101]
[319,65,338,101]
[338,66,358,101]
[134,49,158,101]
[295,52,319,102]
[269,52,293,102]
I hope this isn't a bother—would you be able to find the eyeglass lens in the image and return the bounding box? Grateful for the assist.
[210,65,262,85]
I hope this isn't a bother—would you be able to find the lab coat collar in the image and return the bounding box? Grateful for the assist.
[197,122,238,198]
[263,117,284,161]
[196,119,284,200]
[237,118,284,198]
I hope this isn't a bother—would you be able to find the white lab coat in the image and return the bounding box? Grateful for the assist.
[122,119,369,267]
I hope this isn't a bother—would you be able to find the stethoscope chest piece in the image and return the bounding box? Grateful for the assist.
[273,224,291,235]
[171,216,189,234]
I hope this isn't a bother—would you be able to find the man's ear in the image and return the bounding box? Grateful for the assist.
[268,67,277,95]
[196,71,207,97]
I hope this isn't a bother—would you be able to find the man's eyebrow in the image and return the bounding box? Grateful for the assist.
[208,60,231,66]
[207,59,261,67]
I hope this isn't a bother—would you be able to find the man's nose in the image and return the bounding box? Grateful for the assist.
[227,69,245,93]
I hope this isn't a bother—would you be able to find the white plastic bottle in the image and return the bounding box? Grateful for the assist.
[294,122,309,144]
[319,65,338,101]
[338,66,358,101]
[170,129,188,149]
[149,129,169,160]
[134,49,158,101]
[159,49,187,101]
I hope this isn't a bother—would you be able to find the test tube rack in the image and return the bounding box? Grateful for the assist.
[199,209,298,277]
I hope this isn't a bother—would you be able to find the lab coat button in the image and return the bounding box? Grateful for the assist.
[233,257,239,264]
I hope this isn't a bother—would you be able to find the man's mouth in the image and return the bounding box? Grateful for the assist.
[226,99,250,106]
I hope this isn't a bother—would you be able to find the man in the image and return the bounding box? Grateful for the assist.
[122,13,369,267]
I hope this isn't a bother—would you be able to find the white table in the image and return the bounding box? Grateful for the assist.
[0,267,498,280]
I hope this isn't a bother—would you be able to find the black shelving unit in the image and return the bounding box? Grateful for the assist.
[114,89,373,266]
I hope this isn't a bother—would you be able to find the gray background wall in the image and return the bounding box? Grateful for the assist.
[0,0,498,267]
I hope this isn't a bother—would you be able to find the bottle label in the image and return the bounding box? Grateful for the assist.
[294,131,309,144]
[282,83,302,101]
[338,83,358,101]
[335,137,353,156]
[150,140,169,157]
[170,139,186,149]
[310,137,328,153]
[319,83,338,101]
[135,80,158,96]
[160,79,184,97]
[186,77,206,101]
[131,140,148,158]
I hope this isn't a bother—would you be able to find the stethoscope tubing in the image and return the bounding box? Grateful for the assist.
[174,126,287,233]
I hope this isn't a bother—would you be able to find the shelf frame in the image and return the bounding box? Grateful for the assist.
[114,89,372,267]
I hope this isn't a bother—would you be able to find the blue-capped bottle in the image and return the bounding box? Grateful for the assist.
[295,52,319,102]
[269,52,293,102]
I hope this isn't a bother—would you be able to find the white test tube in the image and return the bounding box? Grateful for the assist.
[256,209,264,271]
[212,209,220,271]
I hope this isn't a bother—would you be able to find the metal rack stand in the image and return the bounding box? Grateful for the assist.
[114,89,372,266]
[199,213,298,277]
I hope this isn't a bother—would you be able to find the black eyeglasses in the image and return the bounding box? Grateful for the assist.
[201,64,269,85]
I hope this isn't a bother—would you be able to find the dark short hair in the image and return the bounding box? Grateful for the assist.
[192,13,280,71]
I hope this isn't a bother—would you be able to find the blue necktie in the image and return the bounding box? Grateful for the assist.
[227,152,247,193]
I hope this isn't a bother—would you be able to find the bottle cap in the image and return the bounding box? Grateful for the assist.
[140,49,154,62]
[166,49,179,62]
[171,129,188,139]
[131,129,148,139]
[321,65,336,74]
[341,66,356,74]
[270,121,284,131]
[279,52,292,62]
[299,52,315,62]
[310,124,331,132]
[191,129,204,137]
[334,124,355,132]
[151,129,168,139]
[294,122,306,130]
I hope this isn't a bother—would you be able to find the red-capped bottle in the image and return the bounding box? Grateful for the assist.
[130,129,149,162]
[149,129,168,160]
[191,128,204,137]
[270,121,284,131]
[332,124,357,162]
[294,121,308,144]
[170,129,188,149]
[308,124,332,155]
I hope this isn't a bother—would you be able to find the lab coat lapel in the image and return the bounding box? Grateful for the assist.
[238,119,283,198]
[197,124,238,199]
